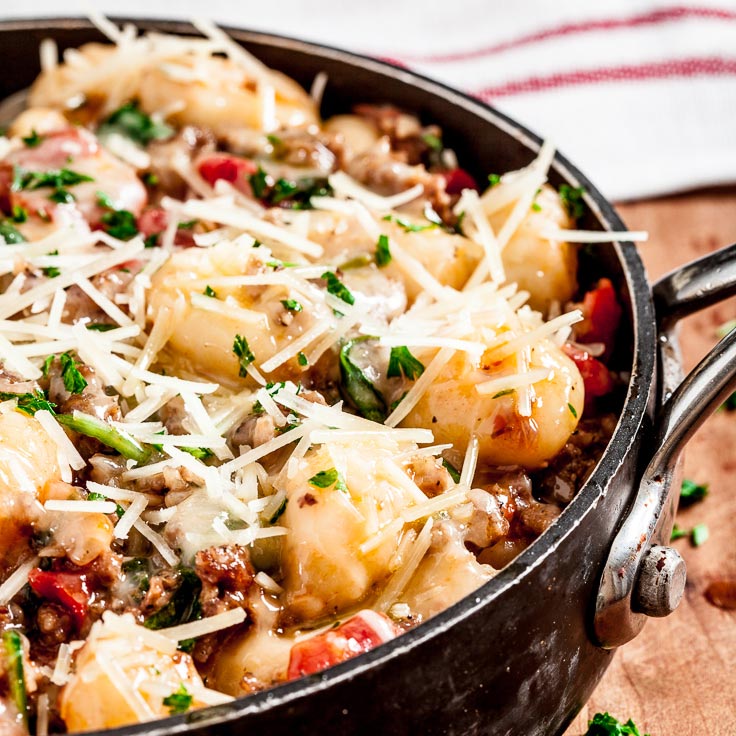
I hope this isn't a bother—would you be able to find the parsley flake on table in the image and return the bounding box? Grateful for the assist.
[680,478,708,506]
[585,711,650,736]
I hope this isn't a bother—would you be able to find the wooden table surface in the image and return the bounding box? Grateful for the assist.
[565,188,736,735]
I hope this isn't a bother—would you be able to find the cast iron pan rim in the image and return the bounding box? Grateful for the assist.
[0,17,657,734]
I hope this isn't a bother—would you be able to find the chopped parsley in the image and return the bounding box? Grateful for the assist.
[680,478,708,506]
[268,497,288,523]
[251,382,286,415]
[0,221,27,244]
[144,233,160,248]
[442,458,461,484]
[671,522,709,546]
[100,208,139,240]
[339,339,386,423]
[95,190,115,209]
[559,184,586,220]
[12,167,94,192]
[163,684,194,715]
[585,712,650,736]
[692,523,709,547]
[375,234,392,267]
[21,129,43,148]
[297,351,308,367]
[144,567,202,630]
[86,323,116,332]
[422,132,443,151]
[88,491,124,519]
[42,266,60,278]
[177,219,197,230]
[531,202,542,212]
[308,468,348,493]
[48,188,75,204]
[248,165,332,208]
[41,355,54,377]
[98,101,173,146]
[281,298,303,313]
[233,334,256,377]
[0,391,56,416]
[11,205,27,223]
[322,271,355,306]
[181,446,213,461]
[203,285,217,298]
[387,346,425,380]
[142,172,159,187]
[382,214,438,233]
[567,402,578,419]
[492,388,515,399]
[487,173,501,187]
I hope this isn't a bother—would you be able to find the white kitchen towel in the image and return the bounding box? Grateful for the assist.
[6,0,736,201]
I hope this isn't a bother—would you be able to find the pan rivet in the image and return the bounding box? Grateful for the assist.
[633,544,686,617]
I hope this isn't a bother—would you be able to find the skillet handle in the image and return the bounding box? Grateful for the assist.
[593,243,736,648]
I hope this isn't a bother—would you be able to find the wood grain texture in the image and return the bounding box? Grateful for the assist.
[566,188,736,735]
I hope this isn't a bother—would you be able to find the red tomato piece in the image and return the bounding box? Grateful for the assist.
[28,569,91,629]
[197,153,257,194]
[574,278,622,351]
[443,167,478,195]
[563,345,614,399]
[287,610,398,680]
[136,207,169,237]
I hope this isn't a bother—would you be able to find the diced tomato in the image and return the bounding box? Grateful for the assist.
[287,610,398,680]
[443,167,478,195]
[574,278,622,352]
[197,153,257,194]
[28,569,91,629]
[563,344,614,399]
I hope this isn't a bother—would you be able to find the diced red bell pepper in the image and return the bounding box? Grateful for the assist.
[287,610,398,680]
[574,278,622,351]
[563,344,614,399]
[443,167,478,195]
[197,153,258,193]
[28,569,91,629]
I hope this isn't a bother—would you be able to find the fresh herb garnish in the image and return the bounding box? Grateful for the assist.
[48,188,75,204]
[249,167,269,199]
[203,285,217,298]
[144,233,160,248]
[86,323,117,332]
[41,355,54,377]
[382,214,438,233]
[11,205,27,223]
[281,298,303,313]
[308,468,348,493]
[692,523,709,546]
[163,684,193,715]
[142,172,159,187]
[531,202,542,212]
[56,413,149,463]
[559,184,586,220]
[585,712,650,736]
[251,382,286,415]
[680,478,708,506]
[322,271,355,306]
[95,190,115,209]
[144,567,202,630]
[387,346,425,380]
[12,167,94,192]
[0,390,56,416]
[22,129,43,148]
[248,166,332,208]
[2,630,28,728]
[42,265,60,278]
[88,491,124,518]
[492,388,515,399]
[442,458,461,484]
[567,402,578,418]
[233,334,256,377]
[98,101,173,146]
[268,497,288,523]
[100,208,138,240]
[298,351,308,367]
[375,234,392,267]
[59,352,88,395]
[422,133,443,151]
[488,173,501,187]
[339,339,386,422]
[181,446,213,461]
[0,221,27,244]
